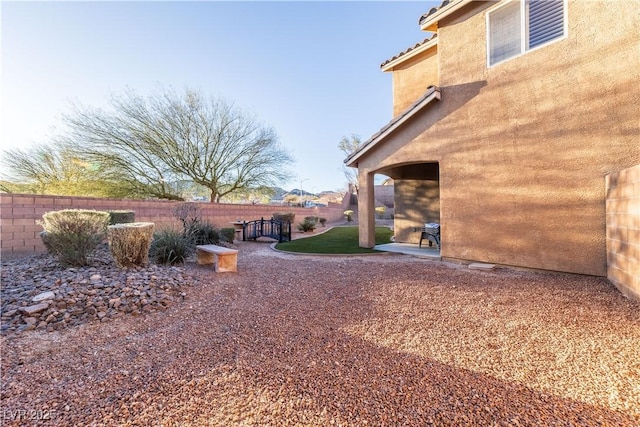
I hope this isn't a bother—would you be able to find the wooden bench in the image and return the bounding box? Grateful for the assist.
[195,245,238,272]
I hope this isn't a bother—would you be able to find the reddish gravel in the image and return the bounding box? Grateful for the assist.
[1,241,639,426]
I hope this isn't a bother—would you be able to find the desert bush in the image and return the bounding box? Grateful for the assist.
[150,228,193,265]
[220,227,236,243]
[272,212,295,223]
[172,202,224,245]
[344,210,354,222]
[107,222,154,267]
[39,209,110,266]
[173,202,200,230]
[297,218,317,232]
[185,220,221,246]
[319,217,327,227]
[171,202,224,246]
[107,210,135,225]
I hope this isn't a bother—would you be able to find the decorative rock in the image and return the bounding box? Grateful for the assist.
[1,245,196,335]
[18,324,35,332]
[21,303,50,316]
[23,317,38,326]
[32,291,55,302]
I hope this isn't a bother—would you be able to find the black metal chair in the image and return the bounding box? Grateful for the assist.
[419,223,440,249]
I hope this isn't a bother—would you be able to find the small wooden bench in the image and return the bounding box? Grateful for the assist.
[195,245,238,272]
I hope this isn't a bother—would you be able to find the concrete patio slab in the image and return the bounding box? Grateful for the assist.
[469,263,496,270]
[374,242,441,259]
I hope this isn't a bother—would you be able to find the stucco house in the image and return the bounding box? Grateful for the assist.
[345,0,639,292]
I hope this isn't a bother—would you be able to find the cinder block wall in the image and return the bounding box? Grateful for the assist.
[0,194,349,258]
[606,164,640,300]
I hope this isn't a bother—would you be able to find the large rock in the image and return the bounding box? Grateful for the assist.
[21,303,50,316]
[32,291,55,303]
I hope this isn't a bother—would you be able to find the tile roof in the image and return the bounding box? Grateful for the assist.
[345,86,441,166]
[380,33,438,69]
[419,0,451,26]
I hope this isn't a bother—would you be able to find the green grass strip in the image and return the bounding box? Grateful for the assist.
[274,226,393,254]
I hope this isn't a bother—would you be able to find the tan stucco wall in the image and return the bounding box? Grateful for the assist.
[606,165,640,300]
[357,0,640,276]
[394,179,440,243]
[391,46,439,116]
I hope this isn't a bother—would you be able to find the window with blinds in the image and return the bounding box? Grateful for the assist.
[527,0,565,49]
[489,2,521,65]
[488,0,566,67]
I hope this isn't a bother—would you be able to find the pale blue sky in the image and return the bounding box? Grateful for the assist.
[1,1,438,192]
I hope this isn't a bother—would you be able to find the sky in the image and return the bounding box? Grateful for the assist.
[1,0,439,193]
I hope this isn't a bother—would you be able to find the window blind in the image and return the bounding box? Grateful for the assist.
[528,0,564,49]
[489,1,522,65]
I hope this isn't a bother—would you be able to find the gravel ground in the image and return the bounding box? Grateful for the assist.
[1,240,639,426]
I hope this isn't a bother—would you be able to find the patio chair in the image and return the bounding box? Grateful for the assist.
[419,222,440,249]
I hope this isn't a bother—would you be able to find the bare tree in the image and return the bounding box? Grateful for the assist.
[338,134,362,194]
[0,142,182,199]
[1,144,60,194]
[63,88,293,202]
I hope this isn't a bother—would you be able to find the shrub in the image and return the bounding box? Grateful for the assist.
[107,222,154,267]
[40,231,55,254]
[319,217,327,227]
[185,220,221,246]
[150,229,193,265]
[172,202,224,246]
[107,210,135,225]
[173,202,200,230]
[39,209,110,266]
[272,212,295,223]
[297,218,317,232]
[220,227,236,243]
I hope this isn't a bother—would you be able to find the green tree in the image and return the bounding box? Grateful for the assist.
[63,88,293,203]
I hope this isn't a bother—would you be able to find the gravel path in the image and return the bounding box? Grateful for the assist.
[1,241,639,426]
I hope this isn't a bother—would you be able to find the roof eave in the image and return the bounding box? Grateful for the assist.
[380,37,438,72]
[419,0,474,32]
[345,87,441,167]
